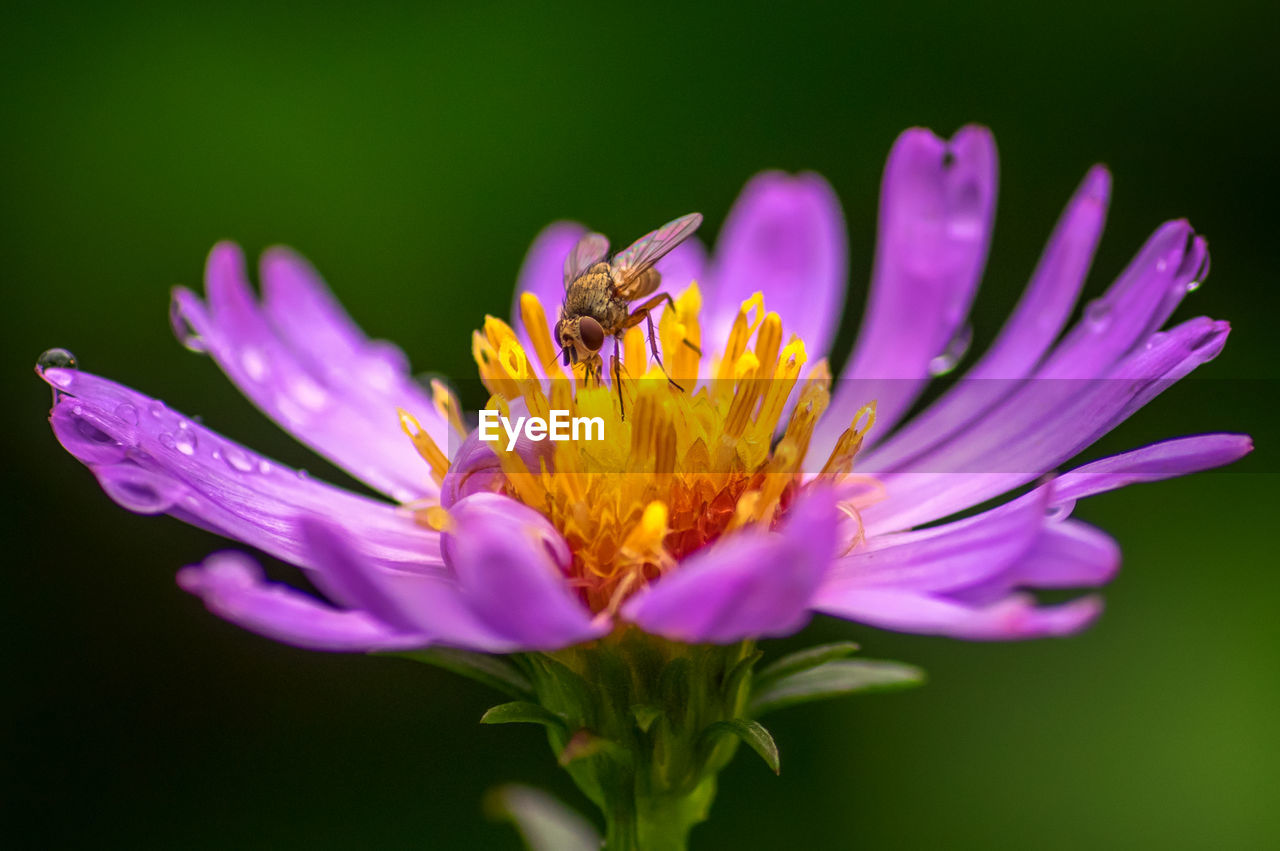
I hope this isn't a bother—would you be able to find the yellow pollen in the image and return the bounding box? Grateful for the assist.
[447,284,878,615]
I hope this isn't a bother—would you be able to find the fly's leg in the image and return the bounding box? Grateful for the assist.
[624,293,698,392]
[611,339,626,421]
[627,293,701,352]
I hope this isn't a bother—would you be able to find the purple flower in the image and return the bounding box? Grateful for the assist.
[41,124,1250,656]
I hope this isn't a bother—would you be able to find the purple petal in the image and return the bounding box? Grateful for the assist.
[813,586,1102,641]
[259,246,462,444]
[860,165,1111,472]
[821,486,1051,594]
[1038,220,1207,378]
[43,368,440,575]
[1053,433,1254,503]
[442,493,603,650]
[704,172,847,361]
[819,126,998,457]
[510,222,587,365]
[440,398,553,508]
[926,518,1121,608]
[170,243,440,503]
[177,552,429,652]
[298,520,522,653]
[863,316,1231,533]
[621,489,840,643]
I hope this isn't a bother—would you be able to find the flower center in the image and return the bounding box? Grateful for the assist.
[409,283,876,615]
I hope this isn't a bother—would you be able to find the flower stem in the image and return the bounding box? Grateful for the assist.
[518,634,757,849]
[602,778,717,850]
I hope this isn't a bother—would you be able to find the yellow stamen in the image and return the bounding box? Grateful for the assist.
[715,292,766,386]
[520,292,565,377]
[623,326,647,378]
[398,408,450,486]
[820,401,878,480]
[430,378,467,438]
[658,282,703,381]
[420,504,454,532]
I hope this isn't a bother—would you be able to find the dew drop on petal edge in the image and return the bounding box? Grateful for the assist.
[37,347,77,372]
[928,324,973,377]
[169,300,209,353]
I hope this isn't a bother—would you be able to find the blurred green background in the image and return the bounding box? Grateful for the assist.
[4,0,1278,847]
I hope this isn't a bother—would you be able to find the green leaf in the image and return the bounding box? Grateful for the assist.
[700,719,781,775]
[755,641,860,687]
[388,648,533,699]
[749,659,925,716]
[487,784,601,851]
[480,701,567,733]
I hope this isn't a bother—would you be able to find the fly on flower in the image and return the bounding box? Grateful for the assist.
[555,212,703,414]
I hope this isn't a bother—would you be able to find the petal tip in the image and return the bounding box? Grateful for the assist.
[1082,164,1112,200]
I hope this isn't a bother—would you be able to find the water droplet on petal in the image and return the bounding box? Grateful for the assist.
[290,377,328,410]
[97,466,185,514]
[114,403,139,424]
[223,446,255,472]
[159,432,177,450]
[37,347,78,372]
[365,341,410,390]
[38,349,78,399]
[1084,299,1112,331]
[1046,500,1075,520]
[257,460,272,474]
[169,299,209,353]
[928,324,973,377]
[174,429,197,456]
[296,469,310,480]
[1185,279,1201,292]
[275,393,312,425]
[242,347,268,381]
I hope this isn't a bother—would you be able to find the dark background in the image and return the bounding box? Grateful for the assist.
[4,1,1278,847]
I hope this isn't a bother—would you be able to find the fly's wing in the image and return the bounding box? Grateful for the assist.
[564,233,610,287]
[611,212,703,300]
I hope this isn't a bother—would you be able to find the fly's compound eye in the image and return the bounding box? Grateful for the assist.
[579,316,605,351]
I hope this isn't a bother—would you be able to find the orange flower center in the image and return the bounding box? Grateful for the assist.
[404,283,877,614]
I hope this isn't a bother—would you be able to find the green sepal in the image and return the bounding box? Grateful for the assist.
[558,729,632,767]
[631,704,664,733]
[480,701,568,734]
[720,649,764,705]
[486,784,601,851]
[698,719,780,775]
[749,658,925,716]
[754,641,860,687]
[386,647,533,699]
